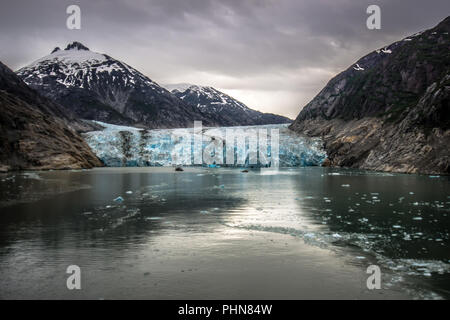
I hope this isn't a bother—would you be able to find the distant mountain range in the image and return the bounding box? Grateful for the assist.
[16,42,290,128]
[0,61,102,171]
[290,16,450,174]
[166,84,291,126]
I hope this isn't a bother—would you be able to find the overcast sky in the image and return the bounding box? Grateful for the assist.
[1,0,449,118]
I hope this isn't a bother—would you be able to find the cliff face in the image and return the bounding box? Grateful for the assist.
[289,17,450,174]
[0,61,103,172]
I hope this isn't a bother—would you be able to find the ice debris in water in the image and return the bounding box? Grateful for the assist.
[125,191,133,194]
[341,184,350,187]
[332,233,342,238]
[83,121,327,167]
[113,196,124,202]
[382,259,450,278]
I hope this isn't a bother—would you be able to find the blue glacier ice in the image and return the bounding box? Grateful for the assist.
[83,122,327,167]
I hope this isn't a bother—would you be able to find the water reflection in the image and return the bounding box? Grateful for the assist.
[0,167,449,299]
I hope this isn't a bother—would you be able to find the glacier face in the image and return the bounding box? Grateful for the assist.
[83,122,327,167]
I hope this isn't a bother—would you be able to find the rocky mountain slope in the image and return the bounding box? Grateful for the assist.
[289,16,450,174]
[167,84,291,126]
[16,42,218,129]
[0,61,102,171]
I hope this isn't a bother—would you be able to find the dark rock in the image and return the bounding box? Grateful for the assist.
[64,41,89,51]
[321,158,332,167]
[241,169,249,173]
[289,16,450,175]
[0,61,103,171]
[175,167,184,171]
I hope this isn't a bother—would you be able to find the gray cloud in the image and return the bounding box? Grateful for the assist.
[1,0,449,118]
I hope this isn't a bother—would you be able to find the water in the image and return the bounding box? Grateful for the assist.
[0,167,449,299]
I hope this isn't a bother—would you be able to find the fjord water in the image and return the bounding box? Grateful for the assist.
[0,167,449,299]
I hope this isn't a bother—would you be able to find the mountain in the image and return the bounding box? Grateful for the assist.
[289,16,450,174]
[0,61,102,172]
[16,42,217,129]
[167,84,292,126]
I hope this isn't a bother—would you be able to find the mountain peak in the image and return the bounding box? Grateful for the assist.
[164,83,196,92]
[64,41,90,51]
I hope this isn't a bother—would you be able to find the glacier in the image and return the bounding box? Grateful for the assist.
[83,122,327,167]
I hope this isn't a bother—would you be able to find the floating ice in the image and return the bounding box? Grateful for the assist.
[113,196,124,202]
[332,233,342,238]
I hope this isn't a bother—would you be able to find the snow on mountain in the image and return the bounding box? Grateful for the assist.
[165,84,292,126]
[0,60,102,171]
[164,83,196,93]
[16,41,290,129]
[16,42,216,129]
[289,16,450,174]
[18,42,159,93]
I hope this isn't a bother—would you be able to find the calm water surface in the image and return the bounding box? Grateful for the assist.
[0,167,449,299]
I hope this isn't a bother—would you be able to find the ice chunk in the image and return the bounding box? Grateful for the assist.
[113,196,124,202]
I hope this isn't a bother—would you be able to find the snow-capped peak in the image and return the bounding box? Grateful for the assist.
[20,43,107,71]
[64,41,90,51]
[49,42,89,55]
[168,83,253,114]
[163,83,196,92]
[16,42,161,95]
